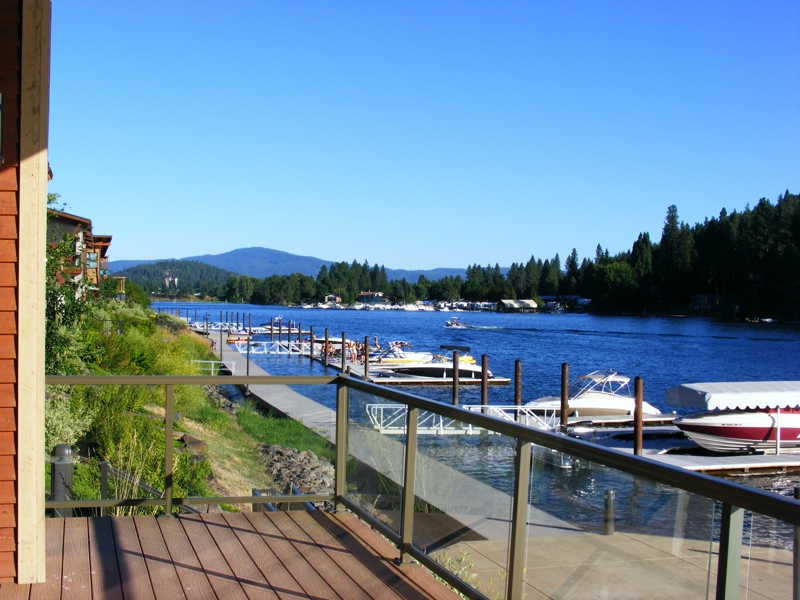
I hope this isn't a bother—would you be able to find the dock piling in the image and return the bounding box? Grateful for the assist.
[514,360,522,405]
[310,326,315,359]
[324,329,329,367]
[481,355,488,410]
[560,363,569,430]
[364,336,369,379]
[341,331,346,373]
[634,377,643,456]
[452,351,459,406]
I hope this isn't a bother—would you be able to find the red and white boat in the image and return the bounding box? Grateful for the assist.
[669,381,800,453]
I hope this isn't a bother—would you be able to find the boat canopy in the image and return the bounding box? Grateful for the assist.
[579,372,629,384]
[665,381,800,410]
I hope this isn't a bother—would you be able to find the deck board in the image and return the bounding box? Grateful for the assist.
[133,516,186,600]
[220,513,309,600]
[87,518,122,600]
[157,517,217,600]
[243,512,341,600]
[0,583,30,600]
[268,512,372,600]
[197,514,277,600]
[29,519,63,600]
[111,516,155,600]
[5,513,457,600]
[61,518,91,600]
[180,515,249,600]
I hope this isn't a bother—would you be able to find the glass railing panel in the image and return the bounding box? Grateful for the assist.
[522,454,718,599]
[412,422,515,597]
[736,511,793,600]
[344,389,408,535]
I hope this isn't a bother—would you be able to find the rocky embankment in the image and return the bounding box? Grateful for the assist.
[260,444,334,498]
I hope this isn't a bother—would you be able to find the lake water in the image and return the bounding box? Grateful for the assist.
[157,302,800,413]
[157,302,800,548]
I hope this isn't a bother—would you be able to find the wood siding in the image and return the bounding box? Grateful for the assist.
[0,0,22,582]
[0,0,18,584]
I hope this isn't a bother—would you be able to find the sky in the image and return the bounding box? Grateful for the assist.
[48,1,800,271]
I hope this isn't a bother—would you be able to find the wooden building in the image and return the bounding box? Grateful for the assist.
[47,209,120,292]
[0,0,51,584]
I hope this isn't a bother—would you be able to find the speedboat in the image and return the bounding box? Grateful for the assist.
[383,356,490,379]
[379,346,487,379]
[444,317,467,329]
[668,381,800,453]
[369,342,434,366]
[527,370,661,417]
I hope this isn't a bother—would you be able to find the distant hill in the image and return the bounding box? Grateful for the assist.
[114,259,233,294]
[108,259,162,272]
[110,247,467,282]
[183,247,329,278]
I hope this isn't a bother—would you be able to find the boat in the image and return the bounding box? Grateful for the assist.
[444,317,467,329]
[527,370,661,417]
[369,343,434,365]
[668,381,800,453]
[378,346,488,379]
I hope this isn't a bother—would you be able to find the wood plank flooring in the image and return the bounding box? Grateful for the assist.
[0,512,459,600]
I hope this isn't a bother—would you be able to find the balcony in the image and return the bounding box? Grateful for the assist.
[12,375,800,599]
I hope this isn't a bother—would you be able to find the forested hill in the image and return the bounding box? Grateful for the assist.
[114,260,232,297]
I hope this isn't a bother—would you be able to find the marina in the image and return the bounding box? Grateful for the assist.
[165,303,800,477]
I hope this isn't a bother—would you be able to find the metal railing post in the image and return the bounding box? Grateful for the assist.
[100,460,109,517]
[399,407,418,563]
[507,438,532,600]
[604,489,615,535]
[335,376,350,512]
[716,503,744,600]
[163,384,174,516]
[794,486,800,600]
[560,362,569,430]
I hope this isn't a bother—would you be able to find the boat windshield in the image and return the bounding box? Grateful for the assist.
[571,370,632,397]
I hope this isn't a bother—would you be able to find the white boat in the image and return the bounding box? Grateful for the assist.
[369,345,434,365]
[378,346,487,379]
[444,317,467,329]
[668,381,800,453]
[527,370,661,417]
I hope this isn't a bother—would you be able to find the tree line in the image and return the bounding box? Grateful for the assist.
[120,191,800,318]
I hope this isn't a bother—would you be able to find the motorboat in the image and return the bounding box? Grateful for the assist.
[527,370,661,417]
[369,342,434,366]
[378,346,488,379]
[444,317,467,329]
[668,381,800,453]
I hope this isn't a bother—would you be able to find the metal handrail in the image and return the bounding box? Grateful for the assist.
[44,373,800,600]
[43,373,800,524]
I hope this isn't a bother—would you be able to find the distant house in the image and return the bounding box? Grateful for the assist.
[358,290,386,305]
[324,293,341,303]
[47,209,125,298]
[497,299,538,312]
[690,293,734,314]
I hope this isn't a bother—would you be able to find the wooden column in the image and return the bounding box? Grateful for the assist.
[15,0,51,583]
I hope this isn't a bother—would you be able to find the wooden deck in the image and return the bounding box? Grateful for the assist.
[0,511,460,600]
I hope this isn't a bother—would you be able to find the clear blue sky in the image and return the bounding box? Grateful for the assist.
[48,1,800,271]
